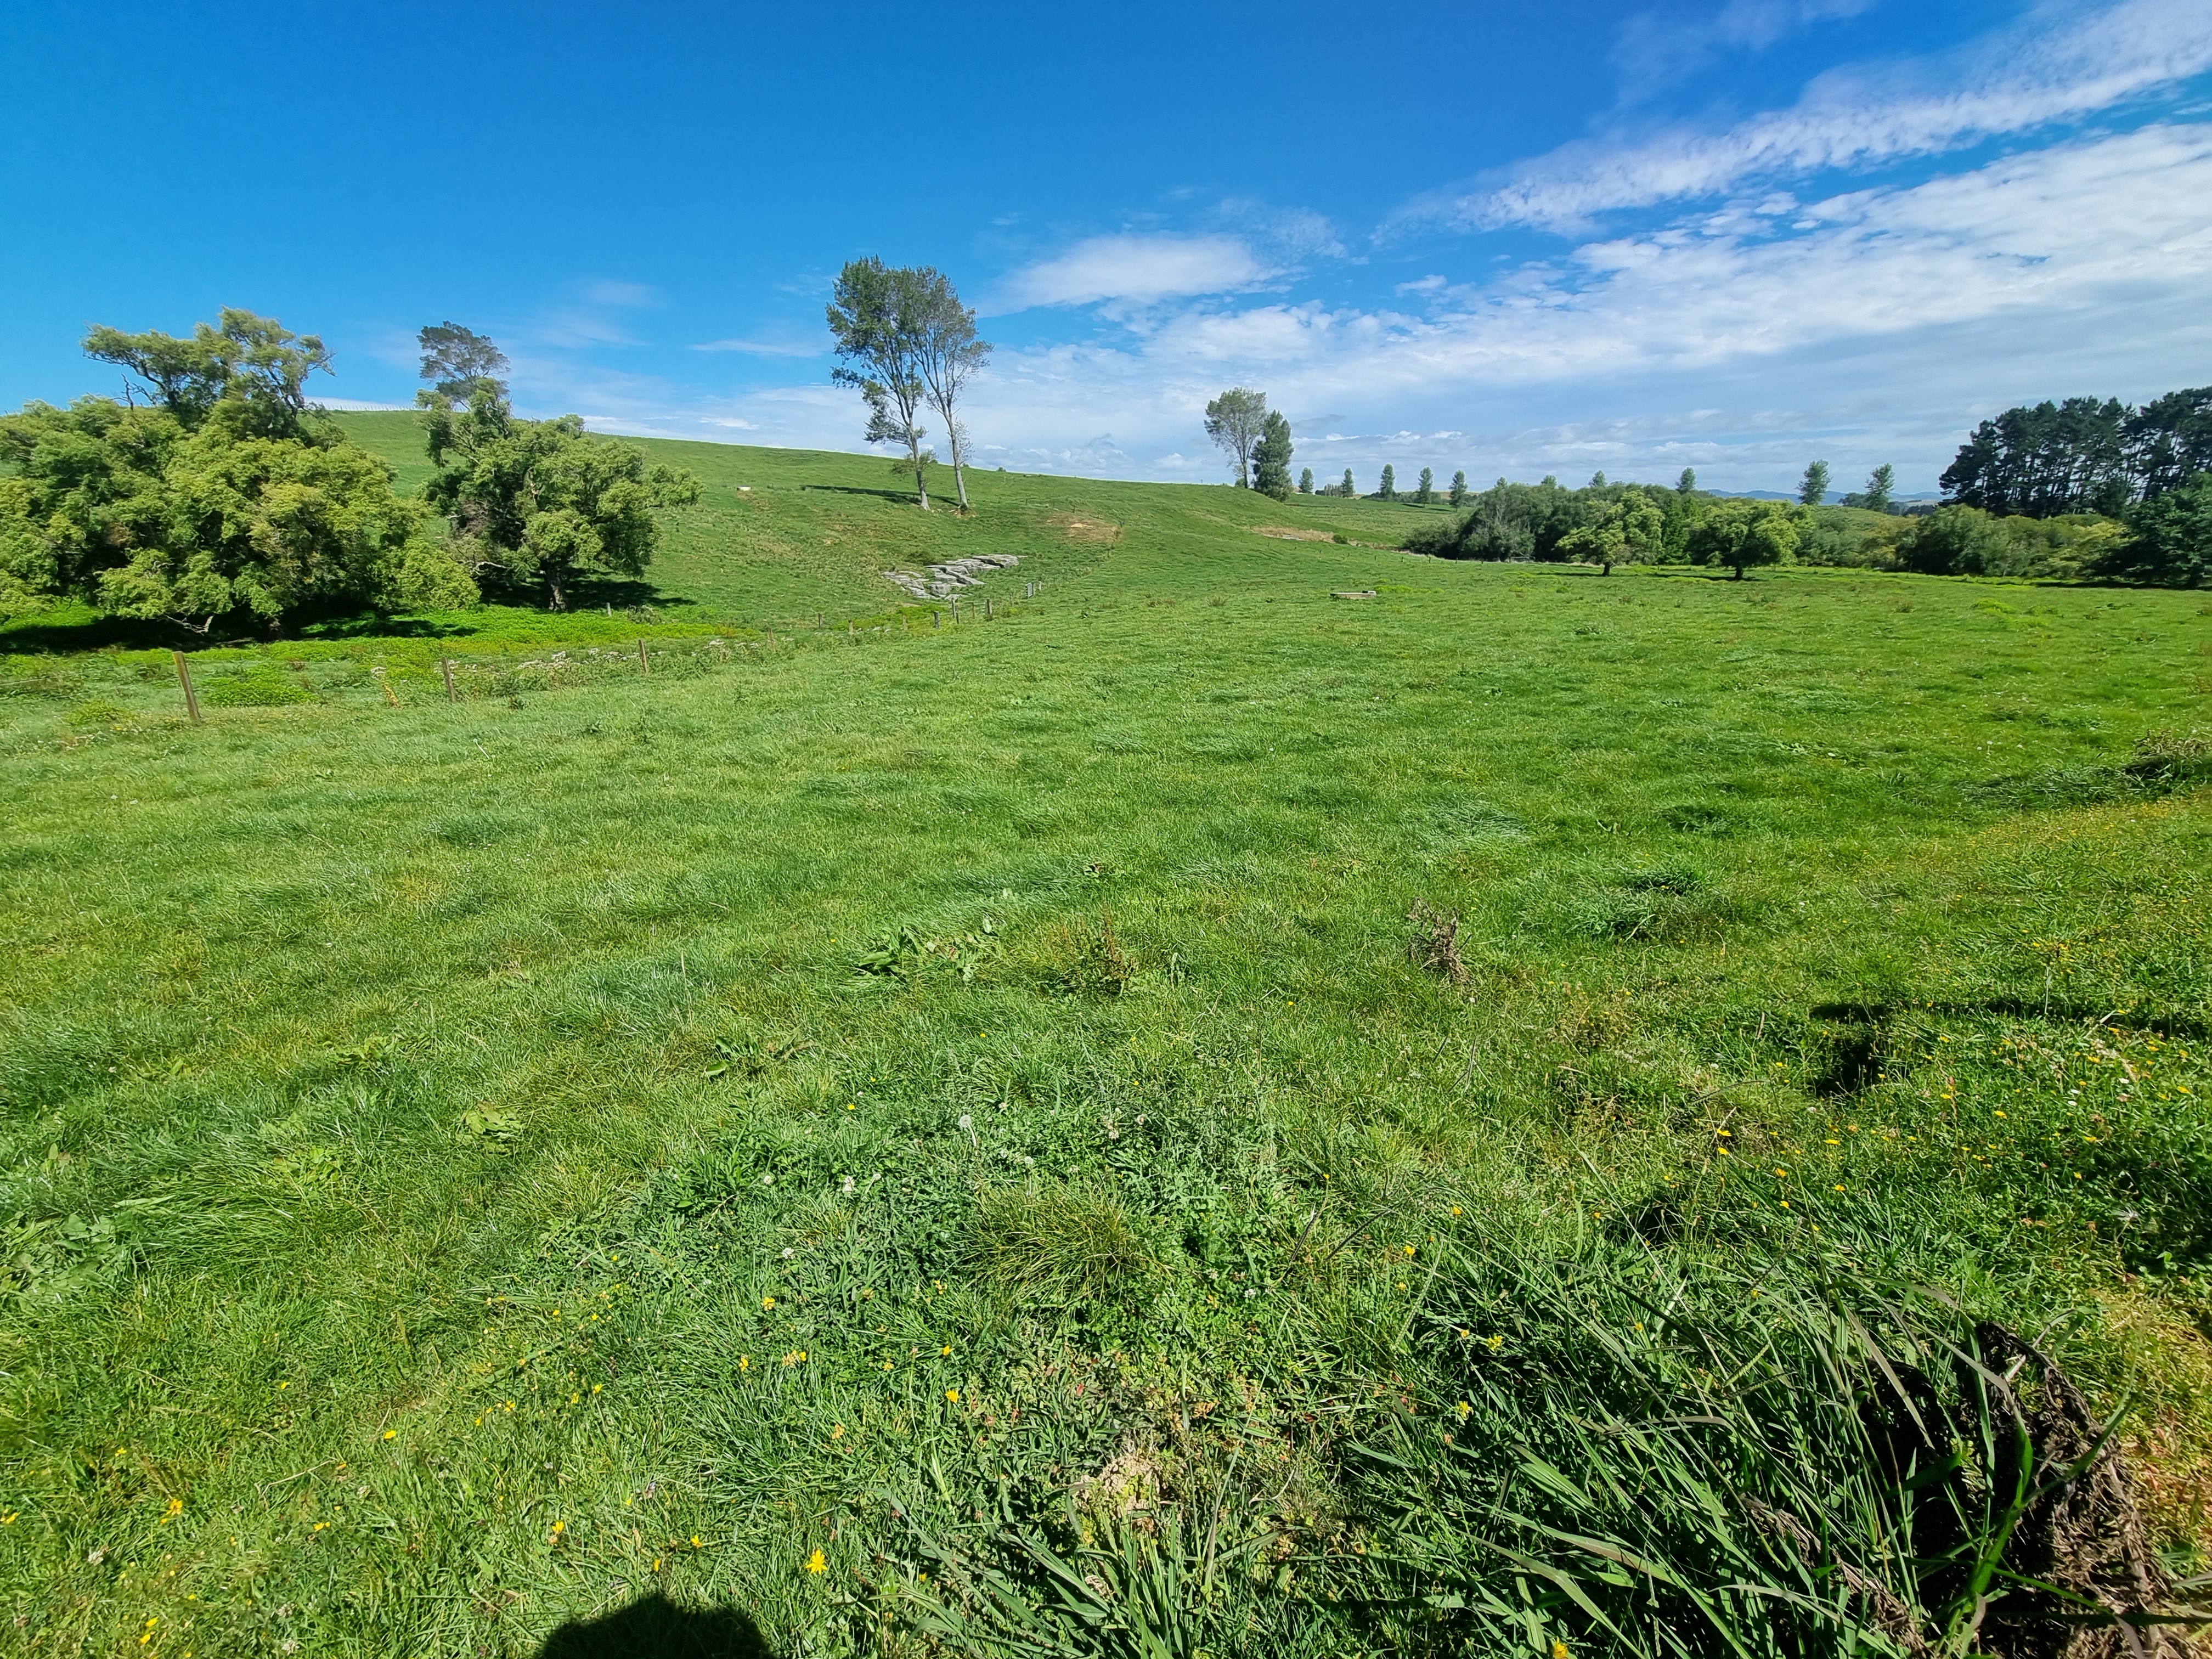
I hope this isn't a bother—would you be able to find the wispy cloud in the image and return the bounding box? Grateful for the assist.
[988,233,1273,313]
[690,336,823,357]
[1419,0,2212,231]
[1611,0,1881,104]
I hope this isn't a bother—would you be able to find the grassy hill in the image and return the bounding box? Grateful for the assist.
[3,435,2210,1655]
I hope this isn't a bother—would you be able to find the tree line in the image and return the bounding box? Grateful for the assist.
[0,311,703,633]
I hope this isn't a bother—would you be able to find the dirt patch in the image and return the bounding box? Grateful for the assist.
[1050,515,1120,544]
[1252,526,1335,541]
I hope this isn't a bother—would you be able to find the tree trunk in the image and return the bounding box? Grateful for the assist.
[913,456,930,510]
[952,453,969,511]
[548,571,567,610]
[1732,564,1744,580]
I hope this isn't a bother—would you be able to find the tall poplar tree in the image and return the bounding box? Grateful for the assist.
[910,269,990,511]
[827,258,934,509]
[1203,388,1268,486]
[1798,460,1831,506]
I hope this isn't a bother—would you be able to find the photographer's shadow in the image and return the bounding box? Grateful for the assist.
[539,1593,770,1658]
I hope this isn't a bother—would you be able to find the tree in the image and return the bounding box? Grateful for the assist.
[827,258,934,509]
[1298,467,1314,495]
[417,323,510,402]
[1590,471,1607,489]
[1449,470,1466,507]
[1687,498,1800,578]
[1341,469,1355,498]
[1,313,474,631]
[1379,464,1396,500]
[909,269,991,511]
[1415,466,1435,503]
[2126,388,2212,500]
[1894,505,2009,575]
[1798,460,1830,506]
[1251,411,1294,500]
[2106,473,2211,585]
[1940,397,2131,517]
[1203,388,1268,486]
[84,307,331,440]
[1677,467,1697,495]
[1556,493,1663,575]
[419,383,699,610]
[1843,464,1895,512]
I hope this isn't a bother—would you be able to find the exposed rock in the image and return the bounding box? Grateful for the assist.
[881,554,1020,601]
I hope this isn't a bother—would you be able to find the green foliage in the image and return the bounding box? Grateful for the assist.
[827,257,939,507]
[1251,411,1294,500]
[1204,388,1269,487]
[1556,491,1663,573]
[416,321,510,402]
[418,386,699,610]
[1298,467,1314,495]
[1798,458,1830,506]
[1687,496,1801,577]
[1378,463,1396,500]
[2109,470,2212,586]
[1415,466,1435,504]
[1341,467,1355,498]
[909,268,991,510]
[1843,462,1895,512]
[1449,469,1466,507]
[0,395,471,630]
[1942,396,2135,517]
[82,307,330,439]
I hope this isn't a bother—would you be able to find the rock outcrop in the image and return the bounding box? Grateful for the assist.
[882,554,1020,601]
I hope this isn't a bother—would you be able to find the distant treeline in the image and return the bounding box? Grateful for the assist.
[1406,467,2203,586]
[1942,388,2212,517]
[1400,385,2212,586]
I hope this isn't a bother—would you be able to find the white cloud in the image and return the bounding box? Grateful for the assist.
[988,233,1273,313]
[690,337,823,357]
[584,280,661,308]
[1425,0,2212,230]
[900,123,2212,489]
[1612,0,1881,101]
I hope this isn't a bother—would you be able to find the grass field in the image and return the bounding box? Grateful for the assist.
[3,426,2211,1656]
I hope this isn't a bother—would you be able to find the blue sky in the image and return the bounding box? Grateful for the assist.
[4,0,2210,494]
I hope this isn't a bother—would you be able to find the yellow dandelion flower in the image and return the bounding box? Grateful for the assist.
[691,1534,703,1548]
[762,1295,776,1311]
[1554,1643,1571,1659]
[383,1429,397,1441]
[947,1388,961,1403]
[806,1549,827,1575]
[1402,1244,1415,1258]
[551,1520,565,1537]
[831,1424,845,1441]
[739,1356,750,1372]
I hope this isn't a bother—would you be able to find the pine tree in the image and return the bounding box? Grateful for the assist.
[1798,460,1831,506]
[1379,464,1396,500]
[1251,411,1295,500]
[1677,467,1697,494]
[1449,470,1467,506]
[1591,471,1607,488]
[1415,466,1435,503]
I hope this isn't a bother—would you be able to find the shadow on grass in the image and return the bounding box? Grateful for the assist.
[798,483,920,504]
[538,1593,770,1658]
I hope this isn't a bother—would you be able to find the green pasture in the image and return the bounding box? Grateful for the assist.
[2,444,2210,1656]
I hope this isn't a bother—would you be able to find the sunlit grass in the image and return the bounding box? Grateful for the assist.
[2,450,2209,1654]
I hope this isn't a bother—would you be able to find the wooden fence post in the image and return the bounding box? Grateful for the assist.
[439,657,457,702]
[172,651,202,724]
[985,597,992,621]
[637,638,650,674]
[933,611,941,629]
